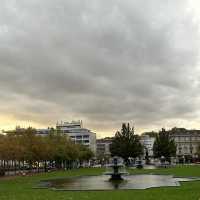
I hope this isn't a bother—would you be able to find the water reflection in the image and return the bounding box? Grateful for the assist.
[39,175,200,191]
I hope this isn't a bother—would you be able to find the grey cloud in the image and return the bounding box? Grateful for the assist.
[0,0,199,134]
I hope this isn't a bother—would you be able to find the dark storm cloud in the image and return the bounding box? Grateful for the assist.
[0,0,199,134]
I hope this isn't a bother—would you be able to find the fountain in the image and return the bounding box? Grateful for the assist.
[37,157,200,191]
[104,156,128,180]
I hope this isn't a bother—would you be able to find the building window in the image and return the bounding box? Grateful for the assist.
[184,146,188,153]
[178,147,182,154]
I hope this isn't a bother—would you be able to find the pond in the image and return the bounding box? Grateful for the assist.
[37,174,200,191]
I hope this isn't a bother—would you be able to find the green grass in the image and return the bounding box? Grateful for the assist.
[0,166,200,200]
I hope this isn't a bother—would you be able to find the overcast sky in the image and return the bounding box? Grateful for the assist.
[0,0,200,137]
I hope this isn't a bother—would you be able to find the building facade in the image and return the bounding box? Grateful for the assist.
[169,128,200,157]
[96,137,113,157]
[56,120,96,154]
[140,135,155,157]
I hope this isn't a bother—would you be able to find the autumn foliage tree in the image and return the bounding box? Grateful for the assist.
[0,127,94,174]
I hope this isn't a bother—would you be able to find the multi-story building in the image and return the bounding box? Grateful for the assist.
[140,135,155,157]
[169,128,200,157]
[56,120,96,154]
[96,137,113,157]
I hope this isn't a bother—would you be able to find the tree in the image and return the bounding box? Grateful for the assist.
[20,127,39,170]
[110,123,143,164]
[78,144,94,162]
[0,126,94,172]
[153,128,176,162]
[145,147,150,164]
[142,131,157,138]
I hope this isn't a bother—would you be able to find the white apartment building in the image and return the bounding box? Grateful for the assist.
[140,135,155,157]
[56,120,96,154]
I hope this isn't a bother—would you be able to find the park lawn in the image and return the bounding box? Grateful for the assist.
[0,166,200,200]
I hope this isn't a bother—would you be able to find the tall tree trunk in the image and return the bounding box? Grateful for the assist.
[6,161,9,175]
[29,161,32,173]
[22,160,24,172]
[14,160,16,175]
[37,161,40,173]
[44,160,47,172]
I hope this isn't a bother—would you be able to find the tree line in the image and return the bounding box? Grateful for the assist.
[0,127,94,174]
[110,123,180,165]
